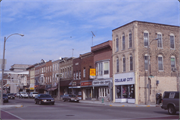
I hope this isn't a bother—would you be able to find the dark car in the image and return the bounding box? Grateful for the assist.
[161,91,179,115]
[7,93,15,99]
[35,94,55,105]
[62,94,79,102]
[3,94,9,103]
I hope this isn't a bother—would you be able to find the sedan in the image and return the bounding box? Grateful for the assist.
[35,94,55,105]
[7,93,15,99]
[62,94,79,102]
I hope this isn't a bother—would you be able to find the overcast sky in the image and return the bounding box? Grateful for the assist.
[0,0,179,70]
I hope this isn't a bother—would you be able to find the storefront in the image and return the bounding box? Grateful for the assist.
[114,72,135,103]
[69,80,82,99]
[92,79,112,101]
[80,80,93,100]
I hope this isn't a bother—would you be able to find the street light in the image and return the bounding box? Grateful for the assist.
[1,33,24,105]
[147,38,158,105]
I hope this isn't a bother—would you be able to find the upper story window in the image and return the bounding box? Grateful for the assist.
[157,33,163,48]
[73,72,76,80]
[116,36,119,52]
[170,34,175,49]
[158,55,163,71]
[83,68,86,78]
[123,56,126,72]
[144,54,149,71]
[144,31,149,47]
[171,56,176,70]
[122,34,125,50]
[96,61,110,78]
[130,55,133,71]
[129,32,132,48]
[116,57,119,73]
[76,71,78,80]
[79,70,81,79]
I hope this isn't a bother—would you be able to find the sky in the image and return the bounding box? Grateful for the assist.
[0,0,179,70]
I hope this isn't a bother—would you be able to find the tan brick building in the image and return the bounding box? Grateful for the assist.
[112,21,179,104]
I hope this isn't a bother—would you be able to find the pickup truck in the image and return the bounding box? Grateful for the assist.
[161,91,179,115]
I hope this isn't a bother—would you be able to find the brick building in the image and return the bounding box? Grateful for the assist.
[112,21,179,104]
[59,57,74,95]
[80,52,94,100]
[91,40,113,101]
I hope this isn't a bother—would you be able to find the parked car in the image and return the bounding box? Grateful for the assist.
[16,93,20,97]
[35,94,55,105]
[161,91,179,115]
[7,93,15,99]
[29,92,38,98]
[19,92,29,98]
[3,94,9,103]
[62,94,79,102]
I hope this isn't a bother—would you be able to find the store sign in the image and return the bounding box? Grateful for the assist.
[81,82,92,86]
[114,72,135,85]
[93,80,112,86]
[90,68,96,79]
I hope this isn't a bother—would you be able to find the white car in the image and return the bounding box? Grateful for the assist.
[29,92,38,98]
[19,92,29,98]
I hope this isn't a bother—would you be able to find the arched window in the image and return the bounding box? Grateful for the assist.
[129,32,132,48]
[116,57,119,73]
[171,56,176,70]
[144,54,149,70]
[130,55,133,71]
[158,55,163,71]
[157,32,163,48]
[170,34,175,49]
[122,34,125,50]
[144,31,149,47]
[123,56,126,72]
[116,36,119,52]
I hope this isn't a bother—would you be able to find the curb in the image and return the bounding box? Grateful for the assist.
[0,105,23,109]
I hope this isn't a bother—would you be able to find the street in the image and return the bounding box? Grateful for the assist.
[1,98,179,120]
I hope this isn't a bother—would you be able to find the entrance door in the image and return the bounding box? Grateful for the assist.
[86,89,91,100]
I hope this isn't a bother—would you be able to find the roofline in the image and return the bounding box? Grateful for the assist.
[112,20,179,31]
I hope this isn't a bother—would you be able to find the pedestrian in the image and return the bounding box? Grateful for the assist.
[158,93,162,105]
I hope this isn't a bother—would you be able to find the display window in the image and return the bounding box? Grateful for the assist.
[115,84,135,99]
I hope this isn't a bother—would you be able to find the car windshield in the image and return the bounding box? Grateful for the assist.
[40,94,52,98]
[33,92,38,94]
[69,95,76,97]
[8,93,14,95]
[21,92,27,94]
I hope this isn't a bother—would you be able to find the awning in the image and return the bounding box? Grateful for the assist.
[60,80,72,87]
[47,87,57,91]
[69,86,81,88]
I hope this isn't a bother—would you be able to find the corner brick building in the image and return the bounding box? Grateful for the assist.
[112,21,179,104]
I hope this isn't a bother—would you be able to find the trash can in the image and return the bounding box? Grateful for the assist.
[102,98,104,103]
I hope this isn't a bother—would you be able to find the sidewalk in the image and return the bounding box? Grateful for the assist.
[55,98,160,107]
[0,104,23,109]
[79,100,159,107]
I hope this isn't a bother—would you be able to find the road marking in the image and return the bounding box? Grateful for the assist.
[1,109,24,120]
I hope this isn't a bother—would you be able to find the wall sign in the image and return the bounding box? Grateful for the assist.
[93,80,112,86]
[114,72,135,85]
[81,82,92,86]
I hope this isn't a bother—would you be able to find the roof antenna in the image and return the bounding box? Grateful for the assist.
[91,31,95,46]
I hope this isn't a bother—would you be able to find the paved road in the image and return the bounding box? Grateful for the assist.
[1,98,179,120]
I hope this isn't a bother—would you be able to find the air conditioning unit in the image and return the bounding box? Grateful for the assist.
[171,67,176,72]
[55,73,62,78]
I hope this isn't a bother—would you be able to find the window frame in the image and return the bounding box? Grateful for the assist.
[130,55,133,71]
[171,56,176,70]
[123,56,126,72]
[170,34,175,49]
[157,33,163,48]
[158,55,164,71]
[122,34,125,50]
[116,36,119,52]
[116,57,119,73]
[144,31,149,47]
[129,32,132,48]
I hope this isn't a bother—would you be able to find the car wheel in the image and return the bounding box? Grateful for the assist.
[52,102,54,105]
[77,100,79,103]
[68,99,70,102]
[168,105,176,115]
[63,99,66,102]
